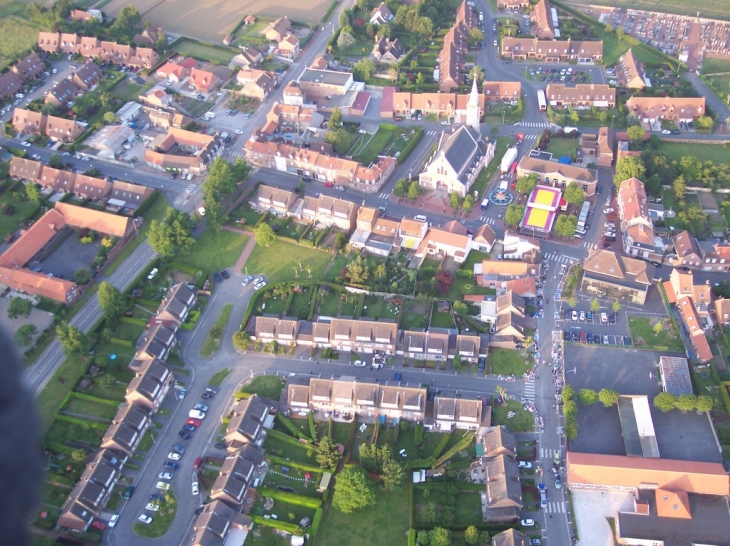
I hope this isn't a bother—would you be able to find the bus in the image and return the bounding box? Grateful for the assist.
[576,201,591,229]
[537,90,547,112]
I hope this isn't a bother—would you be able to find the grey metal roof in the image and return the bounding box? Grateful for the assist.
[440,126,485,184]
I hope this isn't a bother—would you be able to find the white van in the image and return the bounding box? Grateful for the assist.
[205,111,216,118]
[414,215,427,222]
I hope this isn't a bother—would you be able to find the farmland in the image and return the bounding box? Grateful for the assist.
[103,0,331,41]
[0,0,45,71]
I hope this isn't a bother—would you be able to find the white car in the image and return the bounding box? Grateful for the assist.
[521,519,535,527]
[81,156,90,161]
[192,482,200,495]
[603,208,614,214]
[188,409,206,420]
[145,503,160,512]
[197,206,206,216]
[158,472,173,480]
[234,129,244,135]
[21,141,31,147]
[156,481,171,490]
[146,268,158,280]
[138,514,153,524]
[254,280,267,290]
[31,154,41,160]
[518,461,533,469]
[353,360,366,367]
[661,129,671,135]
[167,452,182,461]
[604,222,615,228]
[108,515,119,528]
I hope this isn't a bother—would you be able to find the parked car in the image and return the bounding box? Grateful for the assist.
[587,332,594,343]
[108,515,119,528]
[205,386,219,394]
[571,310,578,321]
[609,313,616,325]
[603,207,614,214]
[194,403,209,412]
[138,515,153,524]
[156,481,171,490]
[145,503,160,512]
[220,270,229,279]
[192,482,200,495]
[168,452,182,460]
[579,311,586,321]
[178,430,192,440]
[601,313,608,324]
[586,311,593,321]
[201,392,213,400]
[123,485,135,499]
[555,474,562,489]
[214,442,227,450]
[158,472,173,480]
[188,410,205,420]
[518,461,532,469]
[579,330,587,343]
[163,461,180,470]
[172,444,186,454]
[241,275,253,286]
[254,280,267,290]
[186,418,201,427]
[213,272,224,284]
[521,519,535,527]
[91,521,106,531]
[194,456,205,470]
[182,424,196,432]
[148,493,164,502]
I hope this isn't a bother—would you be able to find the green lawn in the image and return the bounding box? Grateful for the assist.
[45,418,104,447]
[0,193,40,241]
[316,485,410,546]
[234,18,272,41]
[244,239,332,284]
[547,137,580,160]
[361,295,399,320]
[492,400,535,432]
[489,348,530,376]
[200,303,234,358]
[290,290,314,319]
[402,312,428,330]
[229,202,262,226]
[62,396,118,421]
[430,305,454,328]
[132,488,177,538]
[35,355,90,429]
[174,39,239,64]
[208,368,232,388]
[182,230,248,272]
[262,435,317,465]
[240,375,285,400]
[628,316,685,352]
[652,140,730,167]
[352,126,397,165]
[601,30,668,66]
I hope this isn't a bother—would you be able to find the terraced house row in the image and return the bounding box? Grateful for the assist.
[37,32,158,68]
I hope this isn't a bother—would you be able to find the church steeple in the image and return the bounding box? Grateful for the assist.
[466,77,480,130]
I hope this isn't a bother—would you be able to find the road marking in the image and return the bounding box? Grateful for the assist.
[379,192,390,199]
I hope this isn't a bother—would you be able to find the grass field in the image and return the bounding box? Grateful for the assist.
[208,368,232,387]
[489,348,531,376]
[0,0,43,70]
[181,230,248,272]
[653,141,730,167]
[174,40,239,65]
[0,193,39,241]
[628,316,685,352]
[104,0,330,41]
[563,0,730,22]
[244,239,332,284]
[493,400,535,431]
[62,396,118,421]
[200,303,234,357]
[600,31,667,67]
[547,137,580,160]
[352,126,397,165]
[316,485,410,546]
[702,57,730,74]
[240,375,285,400]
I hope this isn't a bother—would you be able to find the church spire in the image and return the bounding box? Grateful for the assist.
[466,76,480,130]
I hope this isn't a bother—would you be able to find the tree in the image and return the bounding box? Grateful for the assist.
[415,72,425,89]
[429,527,451,546]
[578,388,597,405]
[626,125,646,144]
[653,320,664,335]
[97,282,127,321]
[468,28,483,47]
[553,214,577,238]
[111,5,142,33]
[614,156,646,187]
[673,175,686,202]
[324,128,352,154]
[421,502,438,524]
[462,283,475,295]
[452,354,462,372]
[616,27,625,41]
[590,299,601,313]
[605,23,614,33]
[338,10,351,28]
[464,526,480,545]
[382,457,405,490]
[417,530,432,545]
[463,194,474,213]
[232,330,251,351]
[515,174,538,195]
[562,384,575,403]
[695,395,713,413]
[254,223,277,247]
[25,182,42,203]
[504,204,525,227]
[148,207,195,257]
[567,295,577,308]
[316,436,341,471]
[332,466,376,513]
[56,322,88,357]
[330,107,342,127]
[695,115,713,131]
[676,394,697,413]
[612,300,622,313]
[598,388,619,408]
[453,301,468,315]
[71,449,87,464]
[14,324,37,347]
[564,182,585,207]
[374,263,387,280]
[49,154,64,169]
[469,65,484,85]
[449,191,462,210]
[653,392,677,412]
[7,297,32,319]
[408,180,421,201]
[353,58,376,81]
[334,232,348,252]
[394,178,409,197]
[347,254,370,284]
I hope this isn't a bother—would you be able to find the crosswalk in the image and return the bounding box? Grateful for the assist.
[541,448,560,459]
[184,184,197,193]
[378,192,390,199]
[542,251,574,264]
[516,122,554,128]
[545,501,566,514]
[478,216,495,224]
[521,134,538,143]
[426,130,440,136]
[581,241,598,250]
[523,379,535,402]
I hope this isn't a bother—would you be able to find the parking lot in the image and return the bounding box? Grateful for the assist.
[32,230,101,280]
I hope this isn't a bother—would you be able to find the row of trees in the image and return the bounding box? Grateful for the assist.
[653,392,713,413]
[201,157,251,231]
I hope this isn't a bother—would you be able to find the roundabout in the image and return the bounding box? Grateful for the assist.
[489,188,514,206]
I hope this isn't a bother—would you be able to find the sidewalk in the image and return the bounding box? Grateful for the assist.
[223,225,256,273]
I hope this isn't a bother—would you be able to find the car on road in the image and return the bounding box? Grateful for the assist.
[172,443,186,454]
[91,521,106,531]
[241,275,253,286]
[194,403,209,412]
[192,482,200,495]
[661,129,671,135]
[123,485,135,499]
[178,430,192,440]
[168,452,182,460]
[201,391,213,400]
[205,386,219,394]
[145,503,160,512]
[603,207,614,214]
[220,270,229,279]
[138,514,153,524]
[31,154,41,160]
[158,472,174,480]
[156,481,171,490]
[182,423,196,432]
[353,360,366,367]
[188,409,206,420]
[518,461,532,469]
[187,418,201,427]
[555,474,562,489]
[521,519,535,527]
[394,372,402,382]
[163,461,180,470]
[540,490,548,508]
[234,129,244,135]
[21,141,31,147]
[213,272,224,284]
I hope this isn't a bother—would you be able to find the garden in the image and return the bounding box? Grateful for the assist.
[627,316,685,352]
[245,239,333,284]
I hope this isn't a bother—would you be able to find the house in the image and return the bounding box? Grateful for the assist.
[483,454,523,521]
[671,230,703,269]
[250,316,301,346]
[108,181,151,210]
[86,124,135,159]
[9,157,43,182]
[419,126,494,197]
[580,249,655,305]
[666,268,712,319]
[145,108,189,129]
[437,1,478,91]
[498,0,530,9]
[0,71,23,100]
[250,185,296,215]
[617,49,646,89]
[154,283,198,325]
[372,36,406,63]
[46,115,84,143]
[11,52,45,81]
[390,88,485,123]
[264,16,291,42]
[258,102,324,137]
[300,193,359,231]
[531,0,555,40]
[297,68,353,100]
[210,449,262,509]
[517,156,597,196]
[231,46,264,69]
[72,62,102,91]
[580,127,613,166]
[492,529,532,546]
[156,61,191,82]
[474,260,540,286]
[482,81,522,104]
[472,224,497,253]
[658,355,694,396]
[12,108,46,135]
[38,166,76,193]
[68,9,102,22]
[101,404,151,455]
[225,395,273,449]
[237,68,277,100]
[73,174,112,199]
[276,34,300,59]
[545,83,615,110]
[188,499,254,546]
[480,426,517,459]
[433,397,485,431]
[697,241,730,273]
[402,329,450,362]
[617,177,661,261]
[36,32,159,67]
[136,323,178,361]
[626,96,706,123]
[125,357,172,412]
[133,26,162,47]
[328,318,398,354]
[189,68,221,94]
[714,298,730,326]
[415,221,473,263]
[370,2,394,25]
[144,127,222,175]
[501,37,603,63]
[141,87,173,108]
[45,79,79,109]
[399,218,429,250]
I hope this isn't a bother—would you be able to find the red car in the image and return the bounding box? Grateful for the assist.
[194,456,204,470]
[579,331,587,343]
[186,418,201,427]
[91,521,106,531]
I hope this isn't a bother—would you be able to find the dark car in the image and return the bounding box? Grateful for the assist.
[163,462,180,470]
[213,272,224,284]
[201,392,213,400]
[394,372,402,382]
[149,493,164,502]
[671,129,680,134]
[178,430,192,440]
[172,443,186,454]
[214,442,227,450]
[609,313,616,325]
[564,308,571,321]
[477,357,486,372]
[170,172,177,179]
[596,185,602,194]
[571,331,579,342]
[205,386,219,394]
[586,332,594,343]
[182,424,196,432]
[220,270,229,279]
[123,485,135,499]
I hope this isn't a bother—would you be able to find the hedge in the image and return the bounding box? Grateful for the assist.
[431,431,452,460]
[254,210,270,228]
[321,0,339,22]
[433,431,475,468]
[344,418,358,464]
[720,381,730,416]
[408,529,417,546]
[118,316,147,327]
[250,515,304,535]
[397,127,423,162]
[311,507,324,538]
[265,457,322,476]
[275,414,310,440]
[44,441,78,456]
[266,428,317,451]
[413,482,484,492]
[71,392,120,406]
[133,189,161,218]
[308,412,317,442]
[136,297,161,307]
[54,414,108,430]
[406,457,435,470]
[109,337,134,347]
[256,487,322,508]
